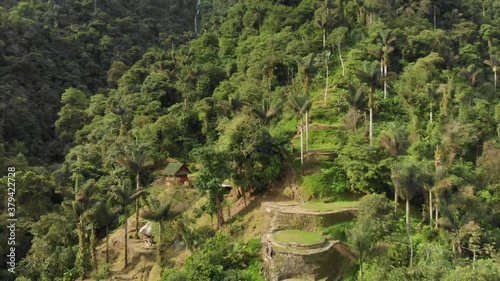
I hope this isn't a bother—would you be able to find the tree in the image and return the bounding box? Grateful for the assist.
[353,60,380,145]
[115,142,154,239]
[342,84,367,132]
[192,146,231,228]
[348,194,396,281]
[110,182,148,267]
[55,88,89,146]
[314,0,336,49]
[328,26,348,77]
[89,198,119,264]
[68,179,97,278]
[391,157,432,267]
[380,29,396,99]
[380,124,410,211]
[484,56,499,89]
[460,64,483,87]
[140,197,171,263]
[287,85,312,172]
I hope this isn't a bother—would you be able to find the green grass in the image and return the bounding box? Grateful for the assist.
[273,230,324,245]
[301,200,360,212]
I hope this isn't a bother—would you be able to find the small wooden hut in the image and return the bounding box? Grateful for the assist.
[161,163,191,186]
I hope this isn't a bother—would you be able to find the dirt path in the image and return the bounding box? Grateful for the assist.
[228,162,298,220]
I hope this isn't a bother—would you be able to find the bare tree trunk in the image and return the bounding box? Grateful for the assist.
[369,107,373,145]
[378,59,383,76]
[324,59,329,105]
[433,5,437,29]
[494,70,497,89]
[300,118,304,170]
[322,28,326,49]
[359,255,363,281]
[158,222,163,263]
[106,225,109,263]
[429,190,433,224]
[124,217,128,267]
[435,204,439,228]
[241,186,247,207]
[430,103,433,123]
[406,199,413,268]
[394,189,398,212]
[473,249,476,269]
[338,45,345,76]
[383,64,387,99]
[305,110,309,158]
[91,228,98,271]
[135,173,140,239]
[215,195,225,228]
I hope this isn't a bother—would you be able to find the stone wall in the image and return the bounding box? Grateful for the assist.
[271,210,356,232]
[263,240,353,281]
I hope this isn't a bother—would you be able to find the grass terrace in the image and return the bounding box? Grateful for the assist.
[273,230,324,245]
[300,200,360,212]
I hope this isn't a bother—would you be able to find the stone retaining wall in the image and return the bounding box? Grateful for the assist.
[263,239,352,281]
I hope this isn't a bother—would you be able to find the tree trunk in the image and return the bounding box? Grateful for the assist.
[435,202,439,229]
[158,222,163,263]
[380,59,383,80]
[369,106,373,145]
[91,228,98,271]
[494,70,497,89]
[359,255,363,281]
[106,225,109,263]
[430,103,433,123]
[300,117,304,175]
[305,110,309,158]
[241,186,247,207]
[433,5,437,29]
[383,64,387,99]
[429,190,433,224]
[394,188,398,212]
[76,219,88,278]
[215,195,225,228]
[472,249,476,269]
[338,45,345,76]
[135,173,140,239]
[324,59,329,105]
[124,217,128,267]
[406,199,413,268]
[322,28,326,49]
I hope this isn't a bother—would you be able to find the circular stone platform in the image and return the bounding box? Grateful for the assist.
[270,230,327,252]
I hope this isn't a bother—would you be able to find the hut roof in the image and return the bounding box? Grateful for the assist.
[161,163,190,176]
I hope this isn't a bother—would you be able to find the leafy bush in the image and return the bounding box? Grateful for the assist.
[161,235,262,281]
[91,262,111,281]
[303,162,349,198]
[323,221,354,242]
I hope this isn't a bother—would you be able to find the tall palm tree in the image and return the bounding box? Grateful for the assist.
[484,56,499,89]
[89,198,120,264]
[380,124,409,211]
[110,183,148,267]
[343,84,367,132]
[140,197,183,263]
[380,29,396,99]
[287,86,312,173]
[68,179,97,278]
[314,0,336,49]
[391,157,431,267]
[108,97,131,137]
[116,143,154,239]
[354,61,381,145]
[426,83,440,123]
